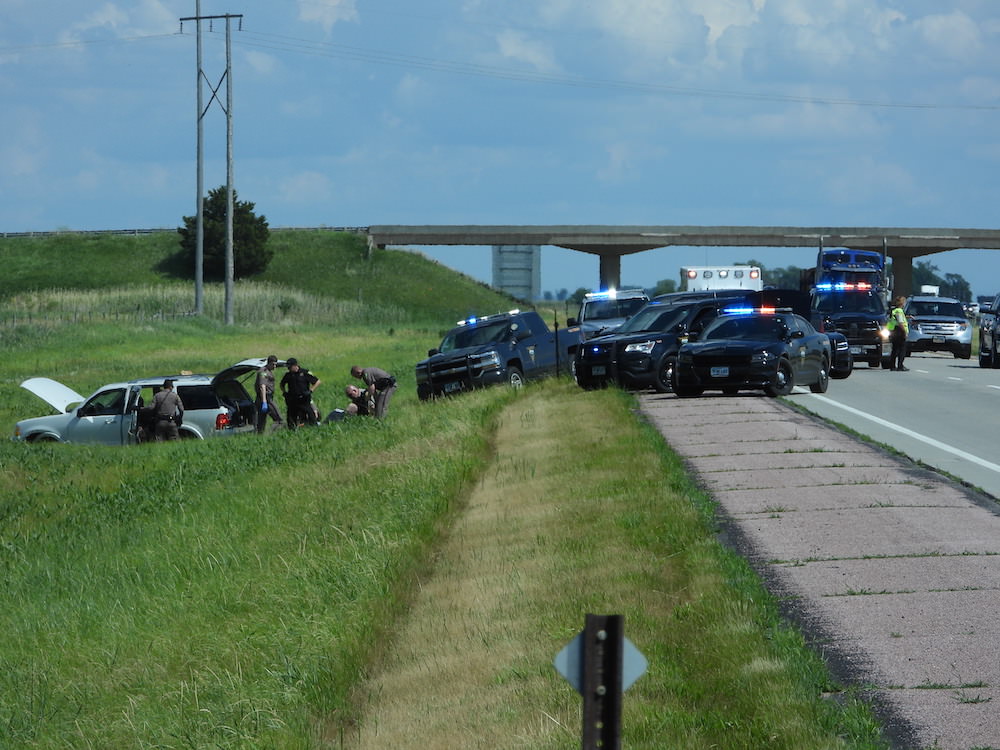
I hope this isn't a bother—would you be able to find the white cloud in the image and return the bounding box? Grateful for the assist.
[913,10,984,62]
[394,72,429,107]
[495,30,559,72]
[57,0,174,44]
[244,50,278,76]
[297,0,358,35]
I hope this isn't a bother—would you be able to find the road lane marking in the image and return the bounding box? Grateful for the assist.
[808,394,1000,475]
[947,376,962,381]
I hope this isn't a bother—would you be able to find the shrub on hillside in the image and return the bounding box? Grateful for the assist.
[178,186,272,279]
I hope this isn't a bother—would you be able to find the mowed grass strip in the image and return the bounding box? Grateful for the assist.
[347,380,885,750]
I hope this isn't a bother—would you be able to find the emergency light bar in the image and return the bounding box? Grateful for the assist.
[815,282,873,292]
[456,309,520,326]
[722,306,786,315]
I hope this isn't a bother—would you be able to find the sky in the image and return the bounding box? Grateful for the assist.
[3,1,1000,300]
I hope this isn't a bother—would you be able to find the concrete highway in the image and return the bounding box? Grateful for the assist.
[789,351,1000,499]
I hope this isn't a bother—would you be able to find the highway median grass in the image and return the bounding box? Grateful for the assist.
[0,231,887,747]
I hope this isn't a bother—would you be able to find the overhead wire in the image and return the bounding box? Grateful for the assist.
[197,26,1000,112]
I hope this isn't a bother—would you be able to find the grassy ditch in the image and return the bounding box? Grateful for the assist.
[347,381,885,750]
[1,374,886,748]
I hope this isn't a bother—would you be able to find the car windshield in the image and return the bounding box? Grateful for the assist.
[702,315,787,341]
[907,300,964,318]
[581,297,647,321]
[812,292,886,315]
[439,321,511,352]
[616,305,688,334]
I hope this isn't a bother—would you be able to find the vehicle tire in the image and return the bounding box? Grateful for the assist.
[868,358,881,368]
[507,367,525,388]
[954,345,971,360]
[674,384,702,398]
[809,358,830,393]
[831,354,854,379]
[653,355,677,394]
[881,356,892,369]
[721,386,739,395]
[765,359,795,397]
[980,348,992,368]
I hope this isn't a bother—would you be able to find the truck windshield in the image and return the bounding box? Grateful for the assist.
[616,305,688,334]
[439,321,511,352]
[811,293,885,315]
[581,297,647,321]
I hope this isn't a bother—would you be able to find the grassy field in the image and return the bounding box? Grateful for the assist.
[0,231,887,748]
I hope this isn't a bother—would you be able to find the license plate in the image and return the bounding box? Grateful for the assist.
[443,381,463,393]
[592,366,606,376]
[932,336,945,344]
[710,366,729,378]
[849,346,862,354]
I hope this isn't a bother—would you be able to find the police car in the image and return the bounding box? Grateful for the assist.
[674,306,833,398]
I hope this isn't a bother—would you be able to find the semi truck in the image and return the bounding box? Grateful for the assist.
[804,241,890,368]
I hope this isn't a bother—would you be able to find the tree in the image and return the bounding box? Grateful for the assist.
[651,278,677,296]
[178,186,272,280]
[910,260,971,300]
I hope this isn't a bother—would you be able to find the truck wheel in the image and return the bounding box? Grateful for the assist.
[765,360,795,397]
[980,348,993,368]
[954,345,971,360]
[653,356,677,393]
[507,367,525,388]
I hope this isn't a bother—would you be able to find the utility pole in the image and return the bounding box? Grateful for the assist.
[194,0,203,314]
[180,8,243,325]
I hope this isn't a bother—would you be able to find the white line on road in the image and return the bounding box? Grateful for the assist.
[808,394,1000,475]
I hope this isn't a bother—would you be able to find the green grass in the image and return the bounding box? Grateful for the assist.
[0,231,889,748]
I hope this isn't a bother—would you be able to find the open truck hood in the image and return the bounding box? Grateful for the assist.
[20,377,87,414]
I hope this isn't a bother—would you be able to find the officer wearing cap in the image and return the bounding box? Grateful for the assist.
[255,355,284,433]
[280,357,321,428]
[151,379,184,441]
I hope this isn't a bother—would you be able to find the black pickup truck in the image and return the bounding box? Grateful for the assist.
[415,310,582,400]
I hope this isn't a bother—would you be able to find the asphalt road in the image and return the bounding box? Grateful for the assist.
[789,351,1000,498]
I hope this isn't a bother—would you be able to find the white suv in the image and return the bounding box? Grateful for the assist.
[904,295,972,359]
[13,358,282,444]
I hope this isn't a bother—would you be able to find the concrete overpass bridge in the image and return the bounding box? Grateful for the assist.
[367,225,1000,297]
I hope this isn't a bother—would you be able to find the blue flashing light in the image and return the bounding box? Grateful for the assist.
[722,306,778,316]
[815,281,874,293]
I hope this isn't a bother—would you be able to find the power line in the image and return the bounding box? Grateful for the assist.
[197,27,1000,112]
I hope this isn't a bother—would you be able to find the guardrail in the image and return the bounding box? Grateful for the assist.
[0,226,370,239]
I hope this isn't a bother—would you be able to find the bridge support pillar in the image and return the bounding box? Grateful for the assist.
[888,253,913,298]
[598,254,621,291]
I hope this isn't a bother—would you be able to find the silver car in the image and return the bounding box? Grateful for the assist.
[13,358,282,444]
[904,295,972,359]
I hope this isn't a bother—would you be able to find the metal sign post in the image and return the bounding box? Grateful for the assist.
[554,613,647,750]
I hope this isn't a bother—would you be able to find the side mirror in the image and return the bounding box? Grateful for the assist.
[567,317,578,327]
[428,348,439,357]
[790,329,805,339]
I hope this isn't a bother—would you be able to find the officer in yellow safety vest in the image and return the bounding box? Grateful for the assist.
[886,296,910,371]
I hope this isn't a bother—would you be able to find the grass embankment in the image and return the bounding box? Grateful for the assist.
[0,230,886,747]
